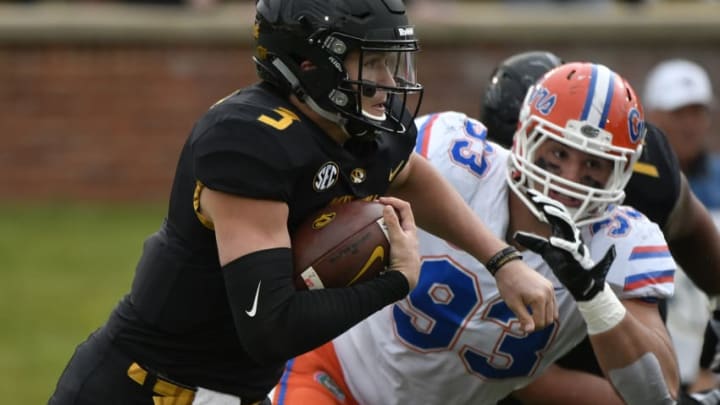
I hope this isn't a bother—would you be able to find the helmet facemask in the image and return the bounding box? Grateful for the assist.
[326,32,424,138]
[507,62,646,227]
[508,114,643,227]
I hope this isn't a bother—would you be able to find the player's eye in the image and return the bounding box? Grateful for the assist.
[552,148,567,160]
[584,159,602,169]
[363,56,384,69]
[363,52,396,70]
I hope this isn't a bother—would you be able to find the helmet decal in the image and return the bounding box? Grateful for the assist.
[579,64,615,129]
[628,108,645,144]
[528,87,556,116]
[397,26,414,36]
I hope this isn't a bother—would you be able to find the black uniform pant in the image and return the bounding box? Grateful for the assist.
[48,329,154,405]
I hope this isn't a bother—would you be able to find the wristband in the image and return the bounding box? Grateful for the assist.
[486,246,523,277]
[576,283,627,335]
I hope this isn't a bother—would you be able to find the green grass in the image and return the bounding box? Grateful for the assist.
[0,202,165,404]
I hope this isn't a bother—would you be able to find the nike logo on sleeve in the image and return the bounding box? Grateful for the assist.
[245,281,262,317]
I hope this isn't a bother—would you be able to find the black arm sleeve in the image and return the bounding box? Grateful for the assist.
[223,248,409,365]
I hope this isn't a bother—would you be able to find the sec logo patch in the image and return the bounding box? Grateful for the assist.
[314,162,339,191]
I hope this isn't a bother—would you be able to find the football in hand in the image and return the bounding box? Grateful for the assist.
[292,200,391,290]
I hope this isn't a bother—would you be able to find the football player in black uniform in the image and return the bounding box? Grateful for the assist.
[49,2,558,404]
[483,51,720,404]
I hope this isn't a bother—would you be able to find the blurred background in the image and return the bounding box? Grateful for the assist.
[2,0,719,403]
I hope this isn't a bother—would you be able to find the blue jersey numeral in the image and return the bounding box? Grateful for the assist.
[393,258,556,379]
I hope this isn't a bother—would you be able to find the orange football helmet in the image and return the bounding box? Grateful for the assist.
[508,62,646,226]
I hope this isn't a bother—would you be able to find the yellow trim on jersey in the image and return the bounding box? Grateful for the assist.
[632,161,659,178]
[193,181,215,230]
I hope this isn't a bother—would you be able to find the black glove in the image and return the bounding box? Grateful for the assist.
[513,190,615,302]
[700,309,720,372]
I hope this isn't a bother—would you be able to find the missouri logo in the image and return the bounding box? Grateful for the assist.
[312,212,336,230]
[314,162,339,191]
[350,168,366,184]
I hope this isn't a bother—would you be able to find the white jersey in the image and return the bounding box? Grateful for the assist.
[333,111,676,405]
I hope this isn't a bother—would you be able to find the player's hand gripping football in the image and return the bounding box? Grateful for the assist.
[377,196,421,290]
[513,190,616,302]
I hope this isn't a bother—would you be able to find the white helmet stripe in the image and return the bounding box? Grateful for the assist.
[580,64,615,129]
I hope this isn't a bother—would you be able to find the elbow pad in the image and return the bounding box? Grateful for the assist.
[608,352,675,404]
[223,248,408,365]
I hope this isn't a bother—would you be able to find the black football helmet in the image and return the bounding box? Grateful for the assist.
[481,51,563,148]
[254,0,424,138]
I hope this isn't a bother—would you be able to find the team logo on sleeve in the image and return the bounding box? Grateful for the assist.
[314,371,346,401]
[314,162,339,191]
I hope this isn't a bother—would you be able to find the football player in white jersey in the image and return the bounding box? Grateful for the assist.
[273,62,679,404]
[484,51,720,405]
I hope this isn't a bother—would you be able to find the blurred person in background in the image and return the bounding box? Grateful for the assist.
[644,59,719,209]
[483,51,720,404]
[502,0,612,4]
[644,58,720,396]
[120,0,219,9]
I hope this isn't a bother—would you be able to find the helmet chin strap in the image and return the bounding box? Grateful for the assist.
[271,57,348,125]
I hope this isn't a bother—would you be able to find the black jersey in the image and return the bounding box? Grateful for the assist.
[623,122,682,230]
[103,82,416,399]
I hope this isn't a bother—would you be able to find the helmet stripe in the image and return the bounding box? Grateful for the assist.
[580,64,614,129]
[598,65,615,129]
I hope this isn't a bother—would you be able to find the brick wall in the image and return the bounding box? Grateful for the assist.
[2,45,254,201]
[3,3,720,202]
